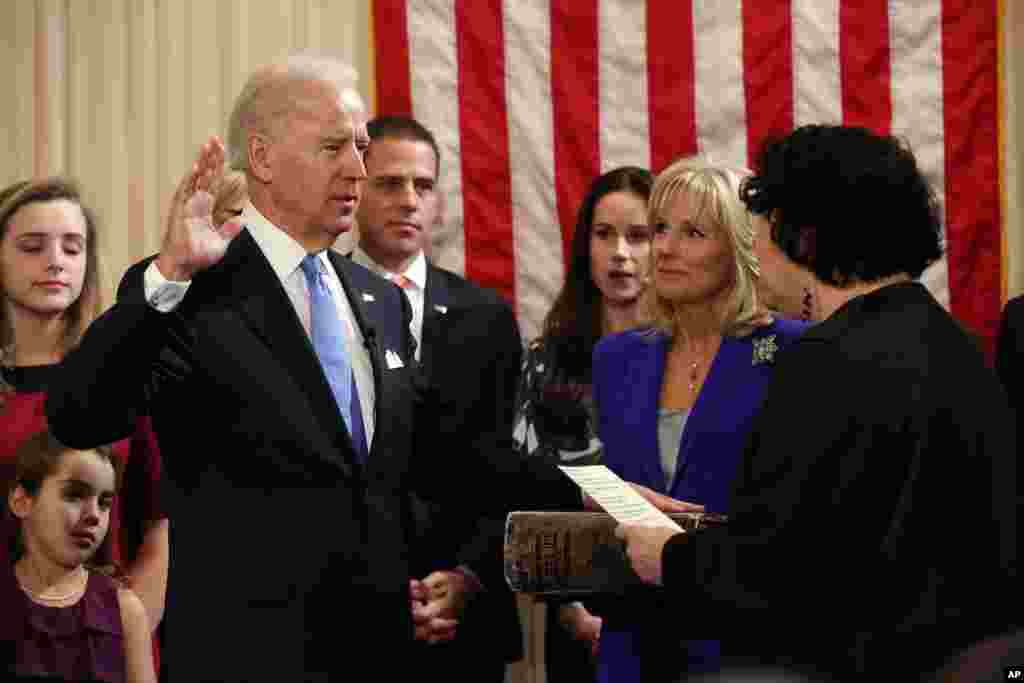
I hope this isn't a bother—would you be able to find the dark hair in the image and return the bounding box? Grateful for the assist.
[8,430,120,571]
[0,178,103,358]
[365,115,441,179]
[542,166,654,378]
[740,125,943,286]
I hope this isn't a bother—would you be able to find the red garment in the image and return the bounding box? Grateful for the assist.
[1,364,165,675]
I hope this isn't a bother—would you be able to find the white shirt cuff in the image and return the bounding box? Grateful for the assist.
[144,261,191,312]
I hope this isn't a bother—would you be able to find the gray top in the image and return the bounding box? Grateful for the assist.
[657,407,690,489]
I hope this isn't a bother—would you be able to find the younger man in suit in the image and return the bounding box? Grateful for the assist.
[353,116,524,681]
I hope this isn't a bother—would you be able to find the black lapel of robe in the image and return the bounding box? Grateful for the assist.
[221,231,356,476]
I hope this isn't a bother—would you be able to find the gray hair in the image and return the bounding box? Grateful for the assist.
[226,53,364,172]
[641,156,765,338]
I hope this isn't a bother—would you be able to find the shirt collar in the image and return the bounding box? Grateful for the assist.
[241,201,317,283]
[351,247,427,291]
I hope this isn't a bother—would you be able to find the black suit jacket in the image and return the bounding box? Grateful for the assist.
[997,295,1024,422]
[47,230,424,681]
[662,283,1018,681]
[413,264,525,663]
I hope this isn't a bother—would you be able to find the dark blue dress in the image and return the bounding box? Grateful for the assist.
[592,317,807,682]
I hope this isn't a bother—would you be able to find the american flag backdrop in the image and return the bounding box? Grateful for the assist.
[372,1,1003,349]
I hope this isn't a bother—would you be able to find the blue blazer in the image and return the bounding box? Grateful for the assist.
[594,317,808,512]
[591,317,807,681]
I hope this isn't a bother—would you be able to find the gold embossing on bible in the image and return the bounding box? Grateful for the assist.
[503,510,726,594]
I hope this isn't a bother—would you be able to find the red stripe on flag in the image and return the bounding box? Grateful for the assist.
[839,0,891,133]
[942,0,1001,353]
[551,0,599,270]
[742,0,793,169]
[647,0,697,173]
[372,0,412,116]
[456,1,516,303]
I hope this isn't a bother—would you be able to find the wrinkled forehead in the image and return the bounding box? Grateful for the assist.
[292,77,363,112]
[272,77,366,133]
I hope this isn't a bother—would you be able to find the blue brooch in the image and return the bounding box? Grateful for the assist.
[751,335,778,366]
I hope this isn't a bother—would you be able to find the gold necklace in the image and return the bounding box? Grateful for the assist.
[688,355,700,393]
[17,564,88,607]
[684,337,721,393]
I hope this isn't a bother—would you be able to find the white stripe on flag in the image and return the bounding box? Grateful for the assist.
[407,0,465,277]
[694,1,747,168]
[792,0,842,127]
[890,0,948,308]
[504,0,560,343]
[598,0,650,172]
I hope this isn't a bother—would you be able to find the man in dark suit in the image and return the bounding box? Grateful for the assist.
[352,116,524,680]
[43,56,589,682]
[45,55,692,682]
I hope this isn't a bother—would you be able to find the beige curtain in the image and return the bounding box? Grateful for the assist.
[0,0,372,304]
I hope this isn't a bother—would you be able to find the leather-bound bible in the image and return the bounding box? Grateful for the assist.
[504,510,726,594]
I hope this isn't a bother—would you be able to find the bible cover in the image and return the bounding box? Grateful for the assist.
[504,510,726,594]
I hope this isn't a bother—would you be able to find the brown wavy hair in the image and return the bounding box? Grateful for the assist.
[7,430,123,578]
[541,166,654,379]
[0,177,103,361]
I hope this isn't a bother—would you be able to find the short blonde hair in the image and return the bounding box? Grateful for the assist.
[211,170,247,228]
[642,156,764,338]
[227,53,364,172]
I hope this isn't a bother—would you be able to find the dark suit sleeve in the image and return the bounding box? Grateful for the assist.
[660,339,872,635]
[663,330,1017,660]
[412,299,582,515]
[451,301,523,575]
[46,259,190,449]
[997,297,1024,414]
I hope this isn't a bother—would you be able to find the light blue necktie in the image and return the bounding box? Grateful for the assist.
[300,254,368,463]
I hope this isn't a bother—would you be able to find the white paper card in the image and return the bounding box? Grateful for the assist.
[558,465,682,530]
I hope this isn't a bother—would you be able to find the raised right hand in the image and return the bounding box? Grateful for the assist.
[155,137,243,281]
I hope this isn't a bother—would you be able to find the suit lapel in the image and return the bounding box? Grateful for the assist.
[224,232,354,476]
[328,251,383,429]
[419,265,451,380]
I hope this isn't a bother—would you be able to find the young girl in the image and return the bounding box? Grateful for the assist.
[6,430,155,682]
[0,178,167,638]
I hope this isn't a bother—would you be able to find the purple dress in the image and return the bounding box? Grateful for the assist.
[14,571,126,683]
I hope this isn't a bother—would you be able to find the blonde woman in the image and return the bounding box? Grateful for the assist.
[588,157,807,681]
